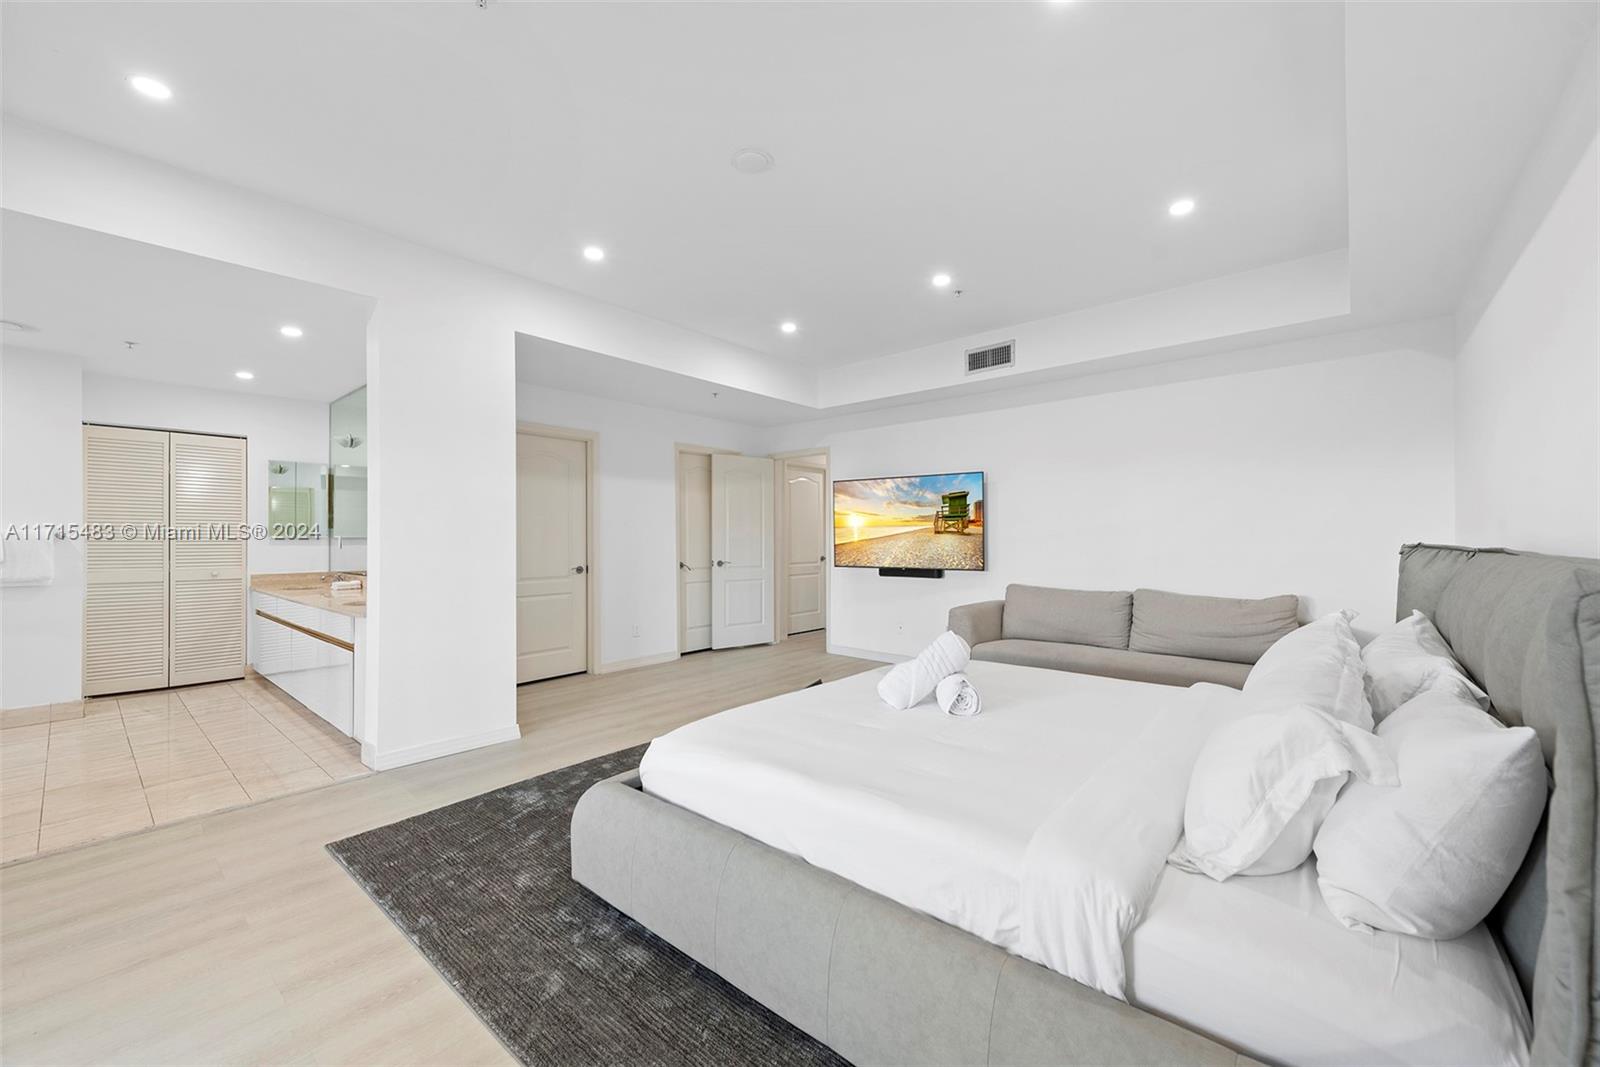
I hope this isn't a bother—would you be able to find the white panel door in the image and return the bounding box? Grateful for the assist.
[711,454,774,649]
[169,432,247,687]
[517,432,589,682]
[83,425,170,696]
[785,463,827,635]
[677,451,713,653]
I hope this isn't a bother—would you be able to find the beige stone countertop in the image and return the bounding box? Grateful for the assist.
[250,572,368,618]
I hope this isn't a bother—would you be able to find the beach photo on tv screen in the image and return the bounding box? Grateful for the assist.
[832,471,985,571]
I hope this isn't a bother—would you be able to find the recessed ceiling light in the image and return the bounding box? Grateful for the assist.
[582,245,606,262]
[279,324,303,339]
[1168,197,1197,218]
[931,272,952,289]
[731,147,775,175]
[235,370,255,381]
[128,75,173,101]
[779,321,798,335]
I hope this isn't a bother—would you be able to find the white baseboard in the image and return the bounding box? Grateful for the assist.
[825,642,904,664]
[593,650,680,675]
[362,723,523,771]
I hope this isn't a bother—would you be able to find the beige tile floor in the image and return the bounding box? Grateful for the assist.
[0,676,369,863]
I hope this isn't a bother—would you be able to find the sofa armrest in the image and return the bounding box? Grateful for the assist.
[949,600,1004,648]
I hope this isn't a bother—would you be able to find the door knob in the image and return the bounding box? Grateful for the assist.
[819,556,826,562]
[678,561,690,571]
[715,559,726,567]
[572,565,586,574]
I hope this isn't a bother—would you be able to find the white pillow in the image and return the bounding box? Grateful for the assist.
[1361,610,1490,723]
[1244,609,1373,730]
[1314,688,1546,939]
[1169,705,1397,880]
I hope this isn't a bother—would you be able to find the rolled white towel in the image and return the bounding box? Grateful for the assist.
[936,672,982,717]
[877,631,971,709]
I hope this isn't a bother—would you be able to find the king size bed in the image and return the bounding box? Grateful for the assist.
[570,545,1600,1065]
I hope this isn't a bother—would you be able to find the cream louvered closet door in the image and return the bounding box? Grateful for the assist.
[83,425,171,696]
[168,432,247,687]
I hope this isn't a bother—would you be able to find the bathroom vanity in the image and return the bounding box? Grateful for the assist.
[249,573,367,743]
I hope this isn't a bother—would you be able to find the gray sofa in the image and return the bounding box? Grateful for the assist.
[949,584,1300,689]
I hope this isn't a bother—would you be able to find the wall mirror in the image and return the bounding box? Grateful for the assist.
[266,460,328,539]
[329,386,368,539]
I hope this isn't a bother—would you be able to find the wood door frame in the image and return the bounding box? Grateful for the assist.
[674,443,739,654]
[516,422,599,678]
[769,447,830,645]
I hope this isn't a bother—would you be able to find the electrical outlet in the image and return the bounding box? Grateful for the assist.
[632,624,640,638]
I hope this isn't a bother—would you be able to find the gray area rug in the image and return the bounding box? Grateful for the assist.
[327,744,848,1067]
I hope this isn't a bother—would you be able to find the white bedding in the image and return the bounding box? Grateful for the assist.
[1130,862,1531,1066]
[638,661,1531,1066]
[640,661,1208,985]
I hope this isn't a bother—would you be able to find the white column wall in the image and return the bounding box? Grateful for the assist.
[3,122,803,766]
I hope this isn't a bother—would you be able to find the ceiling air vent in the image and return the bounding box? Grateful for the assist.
[965,340,1016,375]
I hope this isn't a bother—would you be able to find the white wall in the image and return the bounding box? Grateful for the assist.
[515,383,763,668]
[0,348,85,708]
[82,373,334,575]
[5,122,809,767]
[1455,135,1599,557]
[819,250,1350,409]
[802,324,1458,660]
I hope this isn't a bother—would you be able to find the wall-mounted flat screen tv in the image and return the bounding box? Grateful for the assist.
[833,471,985,571]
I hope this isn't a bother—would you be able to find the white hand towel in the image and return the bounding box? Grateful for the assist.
[877,631,971,709]
[936,672,982,716]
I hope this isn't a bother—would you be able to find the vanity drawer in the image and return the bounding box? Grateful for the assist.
[267,597,354,647]
[250,613,353,735]
[249,590,356,736]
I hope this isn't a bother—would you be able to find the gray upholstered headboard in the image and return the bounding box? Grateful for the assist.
[1397,543,1600,1066]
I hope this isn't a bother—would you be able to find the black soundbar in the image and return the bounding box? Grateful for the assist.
[878,567,944,579]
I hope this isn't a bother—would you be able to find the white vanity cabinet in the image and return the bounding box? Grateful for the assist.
[251,591,357,736]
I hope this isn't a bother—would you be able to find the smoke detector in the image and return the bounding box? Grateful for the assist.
[730,147,775,175]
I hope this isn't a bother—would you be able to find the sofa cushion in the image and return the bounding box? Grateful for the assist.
[1129,588,1299,665]
[1001,585,1133,649]
[971,639,1251,689]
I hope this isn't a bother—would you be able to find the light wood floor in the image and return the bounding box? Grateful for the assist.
[0,633,875,1066]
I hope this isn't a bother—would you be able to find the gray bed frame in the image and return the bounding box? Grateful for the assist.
[571,544,1600,1066]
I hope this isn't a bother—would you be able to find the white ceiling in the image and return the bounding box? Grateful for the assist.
[1,211,371,402]
[516,334,816,426]
[1,1,1352,367]
[2,1,1593,423]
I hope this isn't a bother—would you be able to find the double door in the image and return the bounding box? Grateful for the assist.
[679,451,776,652]
[83,425,247,696]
